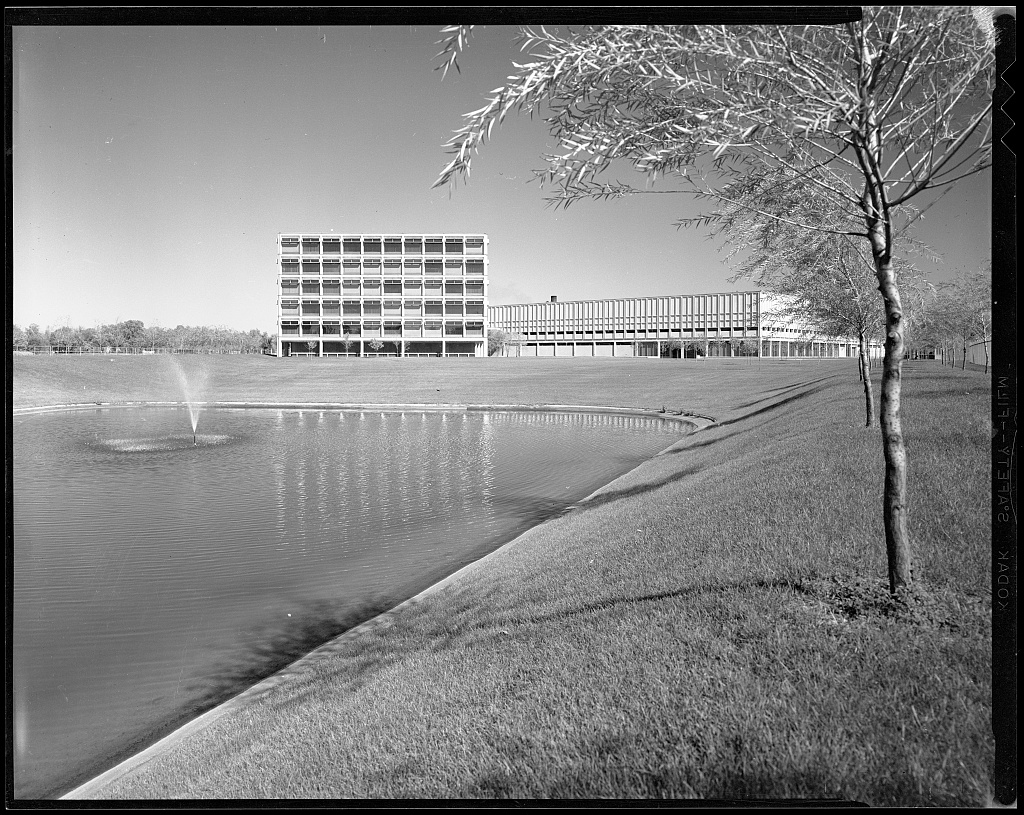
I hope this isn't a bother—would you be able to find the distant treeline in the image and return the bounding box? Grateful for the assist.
[13,320,276,354]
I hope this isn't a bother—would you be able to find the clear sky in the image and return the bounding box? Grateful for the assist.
[11,21,993,334]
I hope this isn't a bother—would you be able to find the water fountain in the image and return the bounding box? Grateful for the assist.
[168,355,211,446]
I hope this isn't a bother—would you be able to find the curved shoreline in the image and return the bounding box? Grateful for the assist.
[13,400,717,426]
[43,401,714,800]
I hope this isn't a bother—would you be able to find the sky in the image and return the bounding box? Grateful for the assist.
[11,19,994,335]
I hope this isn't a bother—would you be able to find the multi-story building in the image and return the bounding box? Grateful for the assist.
[488,291,882,358]
[277,233,488,357]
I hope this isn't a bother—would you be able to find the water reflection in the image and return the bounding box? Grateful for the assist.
[13,407,684,799]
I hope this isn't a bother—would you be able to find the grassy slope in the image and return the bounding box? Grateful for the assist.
[14,356,993,804]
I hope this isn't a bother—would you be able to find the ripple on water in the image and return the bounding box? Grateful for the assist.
[97,434,232,453]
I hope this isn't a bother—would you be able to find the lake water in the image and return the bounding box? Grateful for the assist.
[12,406,687,798]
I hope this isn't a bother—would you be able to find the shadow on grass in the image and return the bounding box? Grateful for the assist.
[714,381,832,429]
[732,374,841,412]
[418,577,806,650]
[183,597,399,713]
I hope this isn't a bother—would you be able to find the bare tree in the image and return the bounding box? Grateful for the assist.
[434,10,994,593]
[927,267,992,373]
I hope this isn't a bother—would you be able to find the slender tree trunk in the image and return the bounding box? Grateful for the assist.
[961,335,967,370]
[874,251,913,593]
[983,335,990,375]
[859,331,876,427]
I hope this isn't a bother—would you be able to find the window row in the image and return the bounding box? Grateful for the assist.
[280,280,484,296]
[282,300,485,316]
[280,236,486,256]
[280,320,485,338]
[282,260,486,275]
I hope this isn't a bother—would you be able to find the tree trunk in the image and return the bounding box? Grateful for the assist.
[983,335,990,375]
[874,253,914,593]
[961,336,967,370]
[859,331,876,428]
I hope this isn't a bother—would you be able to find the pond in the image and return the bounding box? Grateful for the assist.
[12,406,688,798]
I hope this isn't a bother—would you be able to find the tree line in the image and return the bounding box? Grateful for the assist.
[12,320,277,355]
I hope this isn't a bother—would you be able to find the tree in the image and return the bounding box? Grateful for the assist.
[927,267,992,373]
[434,11,994,594]
[341,333,354,355]
[368,338,384,353]
[25,323,46,347]
[487,328,509,356]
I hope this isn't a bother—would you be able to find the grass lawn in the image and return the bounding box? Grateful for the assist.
[14,355,994,804]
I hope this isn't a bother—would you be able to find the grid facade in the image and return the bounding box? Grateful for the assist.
[277,233,488,358]
[489,292,878,358]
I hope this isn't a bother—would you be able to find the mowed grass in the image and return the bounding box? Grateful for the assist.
[14,356,993,804]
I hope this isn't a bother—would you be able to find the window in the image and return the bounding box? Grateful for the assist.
[363,301,382,316]
[342,321,360,336]
[384,237,402,254]
[281,258,300,274]
[445,238,464,254]
[362,237,382,254]
[362,259,381,272]
[445,301,464,315]
[404,321,423,337]
[465,236,484,255]
[425,237,443,253]
[445,260,463,276]
[343,260,361,275]
[281,279,299,294]
[322,321,341,335]
[466,259,484,275]
[403,260,422,274]
[301,281,319,295]
[322,257,341,270]
[280,300,299,314]
[383,321,402,336]
[445,322,464,336]
[445,282,464,295]
[384,281,402,295]
[281,320,299,335]
[465,283,484,297]
[302,301,320,315]
[425,260,443,276]
[323,301,341,316]
[343,238,361,254]
[301,321,319,335]
[322,237,340,254]
[362,279,381,294]
[322,280,341,296]
[425,301,443,316]
[343,301,361,316]
[424,320,442,336]
[466,301,485,315]
[362,321,382,337]
[404,281,422,294]
[280,236,300,255]
[301,237,320,255]
[384,300,402,316]
[404,237,423,254]
[404,300,422,315]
